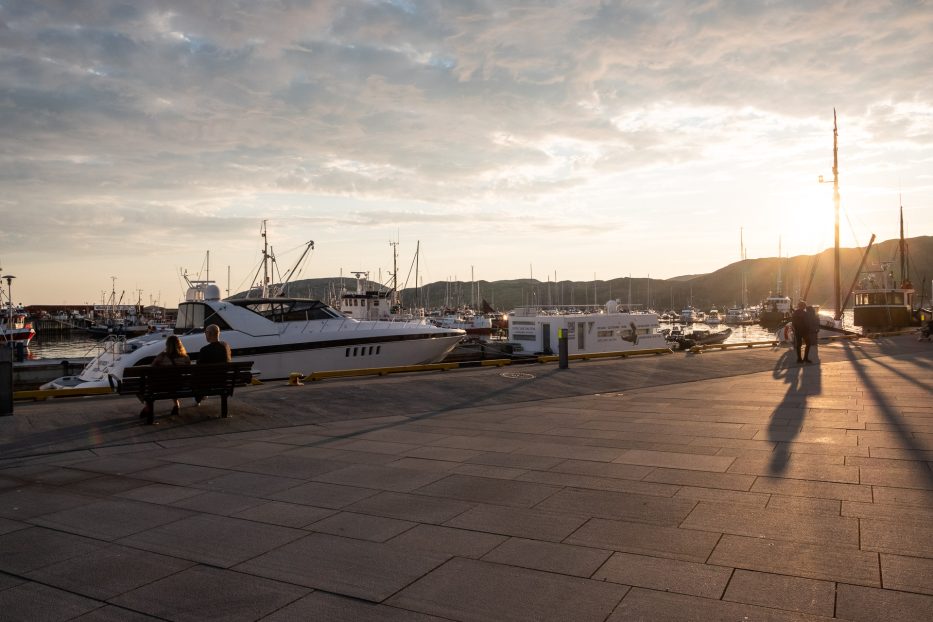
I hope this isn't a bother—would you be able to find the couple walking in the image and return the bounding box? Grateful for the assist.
[791,301,819,364]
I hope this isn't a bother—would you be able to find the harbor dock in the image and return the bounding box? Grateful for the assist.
[1,336,931,621]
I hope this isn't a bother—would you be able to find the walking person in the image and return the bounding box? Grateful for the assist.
[804,305,820,363]
[791,301,808,364]
[140,335,191,418]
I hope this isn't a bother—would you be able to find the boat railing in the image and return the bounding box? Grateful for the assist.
[510,304,651,317]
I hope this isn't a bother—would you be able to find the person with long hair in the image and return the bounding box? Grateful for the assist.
[139,335,191,418]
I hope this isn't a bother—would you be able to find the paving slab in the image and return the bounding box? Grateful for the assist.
[722,569,837,617]
[117,513,307,568]
[835,582,933,621]
[25,543,195,600]
[388,523,507,558]
[388,557,628,622]
[608,587,838,622]
[235,532,450,602]
[0,581,102,622]
[593,551,732,598]
[262,591,449,622]
[446,503,587,541]
[109,564,308,622]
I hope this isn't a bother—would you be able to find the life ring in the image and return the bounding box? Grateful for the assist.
[781,324,793,343]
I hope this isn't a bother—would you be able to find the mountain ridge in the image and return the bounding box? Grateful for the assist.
[275,235,933,312]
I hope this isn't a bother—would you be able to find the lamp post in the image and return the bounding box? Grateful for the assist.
[1,275,14,348]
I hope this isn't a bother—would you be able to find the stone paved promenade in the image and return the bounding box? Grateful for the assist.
[1,336,931,621]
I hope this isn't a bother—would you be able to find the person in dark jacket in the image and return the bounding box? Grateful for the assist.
[198,324,232,364]
[194,324,232,405]
[804,305,820,363]
[790,301,808,363]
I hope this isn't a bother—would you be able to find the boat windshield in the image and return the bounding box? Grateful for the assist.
[175,302,232,332]
[233,299,344,322]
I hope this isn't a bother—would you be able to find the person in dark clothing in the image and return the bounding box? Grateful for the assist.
[804,305,820,363]
[140,335,191,419]
[195,324,232,405]
[790,301,808,363]
[198,324,232,364]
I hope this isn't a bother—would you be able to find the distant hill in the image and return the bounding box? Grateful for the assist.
[274,235,933,312]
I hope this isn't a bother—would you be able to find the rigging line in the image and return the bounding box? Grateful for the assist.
[401,248,418,293]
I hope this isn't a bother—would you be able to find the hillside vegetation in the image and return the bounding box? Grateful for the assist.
[277,235,933,312]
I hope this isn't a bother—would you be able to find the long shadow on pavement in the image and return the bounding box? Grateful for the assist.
[767,349,822,475]
[842,342,933,488]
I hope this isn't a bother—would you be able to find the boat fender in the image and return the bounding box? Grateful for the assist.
[780,324,793,343]
[107,374,121,393]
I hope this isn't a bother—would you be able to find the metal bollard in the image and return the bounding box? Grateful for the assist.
[558,328,569,369]
[0,347,12,416]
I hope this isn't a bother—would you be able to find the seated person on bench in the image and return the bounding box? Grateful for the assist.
[196,324,232,404]
[199,324,232,364]
[140,335,191,418]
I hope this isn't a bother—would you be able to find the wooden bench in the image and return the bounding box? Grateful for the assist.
[118,361,254,424]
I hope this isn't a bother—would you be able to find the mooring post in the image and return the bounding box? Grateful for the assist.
[0,347,13,416]
[558,327,569,369]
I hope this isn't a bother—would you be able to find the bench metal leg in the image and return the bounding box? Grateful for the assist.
[146,400,155,425]
[221,395,228,418]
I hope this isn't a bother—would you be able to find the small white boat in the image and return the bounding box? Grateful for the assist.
[680,306,699,324]
[706,308,721,325]
[507,300,668,354]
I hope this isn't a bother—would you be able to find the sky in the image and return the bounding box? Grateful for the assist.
[1,0,932,306]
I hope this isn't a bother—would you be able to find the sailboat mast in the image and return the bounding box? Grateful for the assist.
[833,109,842,319]
[389,241,399,306]
[261,220,269,297]
[898,199,909,288]
[414,240,420,310]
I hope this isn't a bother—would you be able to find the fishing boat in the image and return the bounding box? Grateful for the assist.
[758,292,792,327]
[0,274,34,346]
[0,309,35,346]
[42,234,464,390]
[507,300,668,355]
[852,202,918,331]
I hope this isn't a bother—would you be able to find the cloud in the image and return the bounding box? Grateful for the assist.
[2,1,932,301]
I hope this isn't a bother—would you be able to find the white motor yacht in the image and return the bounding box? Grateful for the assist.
[43,282,465,390]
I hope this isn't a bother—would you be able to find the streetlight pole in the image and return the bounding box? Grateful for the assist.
[832,109,841,320]
[2,275,14,348]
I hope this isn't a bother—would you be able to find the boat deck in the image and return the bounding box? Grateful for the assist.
[1,335,932,620]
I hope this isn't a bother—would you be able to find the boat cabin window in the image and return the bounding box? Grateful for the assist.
[175,303,231,332]
[237,299,343,322]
